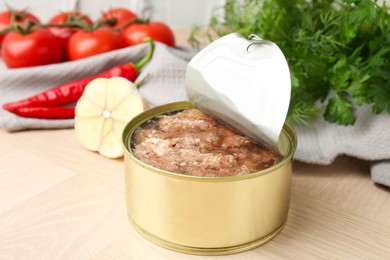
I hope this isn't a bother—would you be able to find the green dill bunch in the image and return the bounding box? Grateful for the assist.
[191,0,390,125]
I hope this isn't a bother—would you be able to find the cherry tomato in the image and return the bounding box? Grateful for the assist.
[1,28,64,68]
[67,27,123,61]
[48,11,93,54]
[121,21,175,47]
[0,10,40,45]
[99,8,137,31]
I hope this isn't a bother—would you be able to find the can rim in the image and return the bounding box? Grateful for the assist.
[129,215,287,255]
[122,101,297,183]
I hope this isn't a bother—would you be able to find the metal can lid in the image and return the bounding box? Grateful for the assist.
[185,33,291,150]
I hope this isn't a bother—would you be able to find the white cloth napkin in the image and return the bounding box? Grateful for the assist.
[1,42,389,187]
[293,106,390,187]
[0,42,192,131]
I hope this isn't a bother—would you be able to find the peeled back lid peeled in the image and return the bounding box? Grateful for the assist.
[185,33,291,151]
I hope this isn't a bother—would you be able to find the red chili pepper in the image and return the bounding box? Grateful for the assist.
[2,63,139,112]
[2,38,154,119]
[11,107,75,119]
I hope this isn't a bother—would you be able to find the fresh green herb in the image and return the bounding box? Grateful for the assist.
[190,0,390,125]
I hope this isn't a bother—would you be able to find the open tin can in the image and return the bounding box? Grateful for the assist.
[122,101,297,255]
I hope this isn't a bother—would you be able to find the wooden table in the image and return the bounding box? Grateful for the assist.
[1,29,389,260]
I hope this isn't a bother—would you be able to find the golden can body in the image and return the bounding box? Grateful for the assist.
[122,101,297,255]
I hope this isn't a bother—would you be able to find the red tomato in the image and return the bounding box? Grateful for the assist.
[0,10,40,45]
[48,11,93,53]
[67,27,123,61]
[99,8,137,30]
[121,22,175,47]
[1,28,64,68]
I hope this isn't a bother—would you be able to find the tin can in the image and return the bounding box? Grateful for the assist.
[122,101,297,255]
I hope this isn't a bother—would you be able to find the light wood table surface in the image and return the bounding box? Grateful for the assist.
[1,29,389,260]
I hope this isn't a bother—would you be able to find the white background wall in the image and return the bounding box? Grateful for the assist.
[0,0,225,28]
[1,0,387,28]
